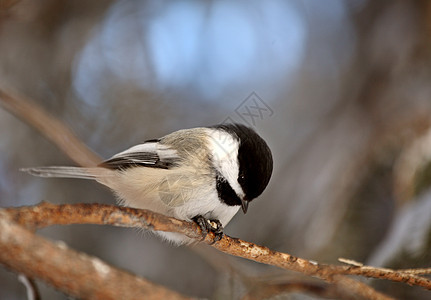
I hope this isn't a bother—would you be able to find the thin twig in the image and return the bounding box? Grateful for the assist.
[339,258,431,275]
[338,258,431,284]
[18,274,41,300]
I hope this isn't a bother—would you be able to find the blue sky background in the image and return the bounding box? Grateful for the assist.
[73,0,355,104]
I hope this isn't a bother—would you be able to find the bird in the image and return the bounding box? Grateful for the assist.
[22,123,273,245]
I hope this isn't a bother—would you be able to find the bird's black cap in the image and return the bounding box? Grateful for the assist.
[213,123,273,204]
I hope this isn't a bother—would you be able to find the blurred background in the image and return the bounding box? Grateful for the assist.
[1,0,431,299]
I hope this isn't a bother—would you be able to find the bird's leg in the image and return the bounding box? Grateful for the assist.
[192,215,224,244]
[192,215,209,240]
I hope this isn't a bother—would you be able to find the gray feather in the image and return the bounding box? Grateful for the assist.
[20,166,97,180]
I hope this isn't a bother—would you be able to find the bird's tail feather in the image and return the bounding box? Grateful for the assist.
[21,166,99,180]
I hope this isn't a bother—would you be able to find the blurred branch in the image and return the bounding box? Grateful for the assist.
[0,88,101,166]
[241,280,344,300]
[6,203,431,299]
[0,210,191,300]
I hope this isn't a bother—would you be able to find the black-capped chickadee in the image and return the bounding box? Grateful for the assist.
[23,123,273,245]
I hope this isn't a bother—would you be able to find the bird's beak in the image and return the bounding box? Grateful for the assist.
[241,198,249,214]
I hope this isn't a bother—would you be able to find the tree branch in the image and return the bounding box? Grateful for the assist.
[6,202,431,299]
[0,210,191,300]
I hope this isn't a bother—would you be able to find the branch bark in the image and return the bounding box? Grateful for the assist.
[0,210,191,300]
[6,202,431,299]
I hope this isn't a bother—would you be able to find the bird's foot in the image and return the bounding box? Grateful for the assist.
[192,215,224,244]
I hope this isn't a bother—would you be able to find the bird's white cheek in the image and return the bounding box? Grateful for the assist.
[206,129,244,198]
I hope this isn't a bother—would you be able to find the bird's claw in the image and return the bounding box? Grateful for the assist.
[192,215,224,244]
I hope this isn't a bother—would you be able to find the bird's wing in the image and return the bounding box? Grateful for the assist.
[100,140,180,170]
